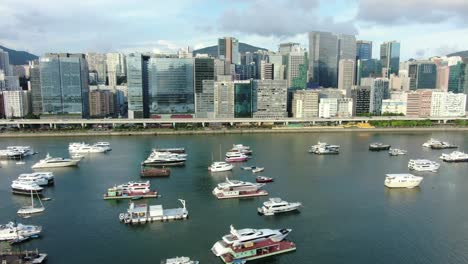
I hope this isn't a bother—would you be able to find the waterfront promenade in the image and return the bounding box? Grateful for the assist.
[0,116,467,128]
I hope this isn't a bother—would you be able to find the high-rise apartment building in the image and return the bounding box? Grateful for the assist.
[408,61,437,90]
[351,86,371,116]
[218,37,239,65]
[89,89,116,118]
[406,89,433,117]
[2,90,30,118]
[213,81,236,118]
[380,41,400,77]
[252,80,287,118]
[431,91,466,117]
[288,50,307,89]
[39,53,89,117]
[260,60,273,80]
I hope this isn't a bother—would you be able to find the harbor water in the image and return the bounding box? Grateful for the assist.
[1,131,468,263]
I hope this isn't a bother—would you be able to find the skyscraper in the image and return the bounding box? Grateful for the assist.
[86,53,107,85]
[380,41,400,77]
[252,79,288,118]
[194,58,214,94]
[147,58,195,116]
[0,49,12,76]
[448,60,468,93]
[308,32,356,88]
[356,40,372,60]
[218,37,239,65]
[408,61,437,90]
[338,59,355,92]
[39,53,89,117]
[361,77,390,115]
[308,31,338,88]
[29,62,42,115]
[357,59,382,84]
[106,53,126,86]
[126,53,149,118]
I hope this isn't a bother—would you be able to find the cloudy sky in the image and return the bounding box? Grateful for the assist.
[1,0,468,60]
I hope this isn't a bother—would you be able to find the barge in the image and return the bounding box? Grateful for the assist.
[140,167,171,177]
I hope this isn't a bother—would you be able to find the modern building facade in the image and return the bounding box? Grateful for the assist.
[194,58,214,94]
[252,80,287,118]
[213,81,235,118]
[356,40,372,60]
[218,37,239,65]
[357,59,382,84]
[338,59,355,92]
[308,31,339,88]
[0,49,12,76]
[380,41,400,77]
[448,61,467,94]
[196,80,215,118]
[86,53,107,85]
[362,78,390,115]
[89,89,116,118]
[234,81,254,118]
[126,54,149,118]
[147,58,195,116]
[39,53,89,117]
[408,61,437,90]
[29,63,42,115]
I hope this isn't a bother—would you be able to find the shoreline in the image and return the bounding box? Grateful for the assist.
[0,127,467,138]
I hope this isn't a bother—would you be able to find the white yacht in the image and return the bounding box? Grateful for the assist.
[69,142,107,153]
[11,181,43,195]
[95,142,112,151]
[309,142,340,154]
[32,154,80,169]
[257,198,302,216]
[7,146,35,157]
[0,222,42,241]
[161,257,199,264]
[0,148,23,159]
[384,174,423,188]
[440,151,468,162]
[408,159,440,172]
[213,178,267,199]
[17,190,45,216]
[389,148,407,156]
[225,152,248,162]
[16,174,49,186]
[211,225,291,256]
[230,144,252,155]
[142,151,187,166]
[208,162,234,172]
[422,138,441,148]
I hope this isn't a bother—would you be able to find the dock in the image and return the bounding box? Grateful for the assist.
[119,199,188,224]
[103,192,158,200]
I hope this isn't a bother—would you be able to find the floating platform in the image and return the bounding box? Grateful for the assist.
[119,199,188,224]
[214,190,268,200]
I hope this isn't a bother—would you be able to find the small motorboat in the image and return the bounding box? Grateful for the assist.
[16,161,26,165]
[252,167,264,173]
[41,197,52,201]
[242,166,253,170]
[256,176,274,183]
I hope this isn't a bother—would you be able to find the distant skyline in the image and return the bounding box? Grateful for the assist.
[1,0,468,60]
